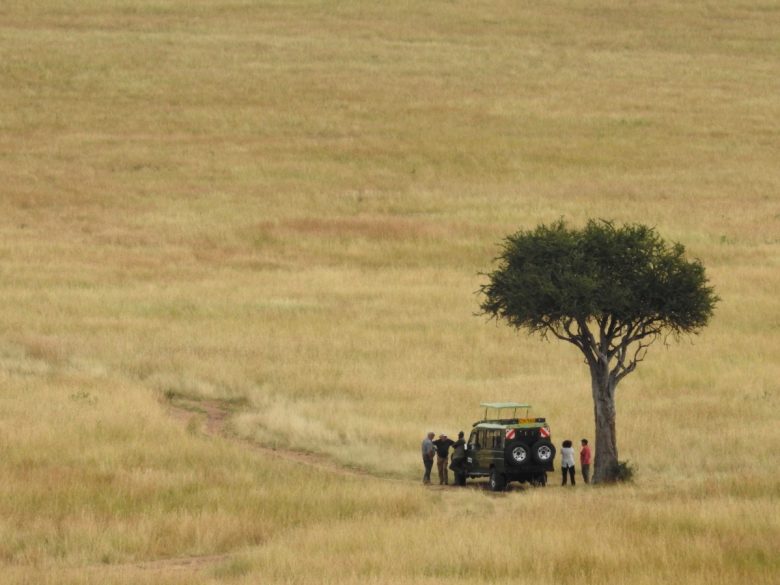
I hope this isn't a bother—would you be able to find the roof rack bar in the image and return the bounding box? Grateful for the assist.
[480,402,531,410]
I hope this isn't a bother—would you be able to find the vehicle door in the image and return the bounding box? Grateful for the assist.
[466,429,485,475]
[485,429,505,472]
[474,428,498,474]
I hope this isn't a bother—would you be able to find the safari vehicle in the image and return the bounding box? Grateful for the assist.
[456,402,555,491]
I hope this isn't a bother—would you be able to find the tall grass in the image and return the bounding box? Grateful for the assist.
[0,0,778,583]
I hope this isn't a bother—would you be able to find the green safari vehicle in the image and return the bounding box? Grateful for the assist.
[455,402,556,491]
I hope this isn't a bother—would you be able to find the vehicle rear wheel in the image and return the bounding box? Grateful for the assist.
[489,469,506,492]
[505,442,530,466]
[531,440,555,465]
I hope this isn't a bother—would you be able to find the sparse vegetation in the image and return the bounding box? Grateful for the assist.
[612,460,636,484]
[0,1,778,584]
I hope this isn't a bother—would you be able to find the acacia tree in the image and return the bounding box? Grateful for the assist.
[479,220,718,483]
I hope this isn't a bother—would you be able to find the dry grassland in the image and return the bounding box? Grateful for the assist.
[0,0,778,583]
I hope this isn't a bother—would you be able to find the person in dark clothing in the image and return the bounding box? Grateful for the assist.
[421,432,435,484]
[449,431,467,485]
[432,434,455,485]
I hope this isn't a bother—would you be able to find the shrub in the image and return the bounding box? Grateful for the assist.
[613,460,636,483]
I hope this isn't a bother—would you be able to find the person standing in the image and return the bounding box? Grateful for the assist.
[449,431,467,486]
[421,432,435,484]
[432,433,455,485]
[580,438,592,484]
[560,439,576,486]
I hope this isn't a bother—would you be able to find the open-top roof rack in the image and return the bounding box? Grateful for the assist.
[479,402,532,421]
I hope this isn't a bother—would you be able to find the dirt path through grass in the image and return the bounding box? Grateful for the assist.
[166,397,403,482]
[166,397,511,494]
[80,398,503,577]
[82,397,399,578]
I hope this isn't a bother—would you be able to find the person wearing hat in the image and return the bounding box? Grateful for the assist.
[432,433,455,485]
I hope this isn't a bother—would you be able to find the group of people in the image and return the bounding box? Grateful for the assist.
[420,431,466,485]
[420,431,593,486]
[560,438,592,485]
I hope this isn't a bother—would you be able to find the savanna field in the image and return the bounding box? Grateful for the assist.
[1,1,778,583]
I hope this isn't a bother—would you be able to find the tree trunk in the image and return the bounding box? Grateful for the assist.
[590,363,619,483]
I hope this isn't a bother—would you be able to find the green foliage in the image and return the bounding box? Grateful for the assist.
[613,460,636,483]
[480,219,719,483]
[480,219,718,338]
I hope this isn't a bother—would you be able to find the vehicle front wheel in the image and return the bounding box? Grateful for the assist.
[489,470,506,492]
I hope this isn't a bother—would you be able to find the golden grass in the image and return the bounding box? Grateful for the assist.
[0,0,778,583]
[247,486,778,585]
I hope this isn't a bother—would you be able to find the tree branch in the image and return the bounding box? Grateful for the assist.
[576,318,602,367]
[606,315,618,340]
[614,337,654,385]
[541,318,598,367]
[609,320,661,385]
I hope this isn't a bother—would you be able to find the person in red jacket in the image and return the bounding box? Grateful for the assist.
[580,438,592,484]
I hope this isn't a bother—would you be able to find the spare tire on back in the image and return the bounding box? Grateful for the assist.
[505,442,530,466]
[531,439,556,465]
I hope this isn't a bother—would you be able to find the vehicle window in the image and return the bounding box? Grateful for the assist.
[468,432,478,447]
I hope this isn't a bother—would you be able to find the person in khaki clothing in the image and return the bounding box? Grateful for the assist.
[432,433,455,485]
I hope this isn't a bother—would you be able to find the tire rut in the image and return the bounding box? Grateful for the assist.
[166,397,403,482]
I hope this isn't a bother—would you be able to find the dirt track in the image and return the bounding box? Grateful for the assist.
[166,397,402,481]
[90,398,467,575]
[167,398,509,494]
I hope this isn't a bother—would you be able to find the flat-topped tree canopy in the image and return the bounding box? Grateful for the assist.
[479,219,718,482]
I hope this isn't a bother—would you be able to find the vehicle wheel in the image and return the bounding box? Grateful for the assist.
[489,469,506,492]
[505,442,530,466]
[531,440,556,465]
